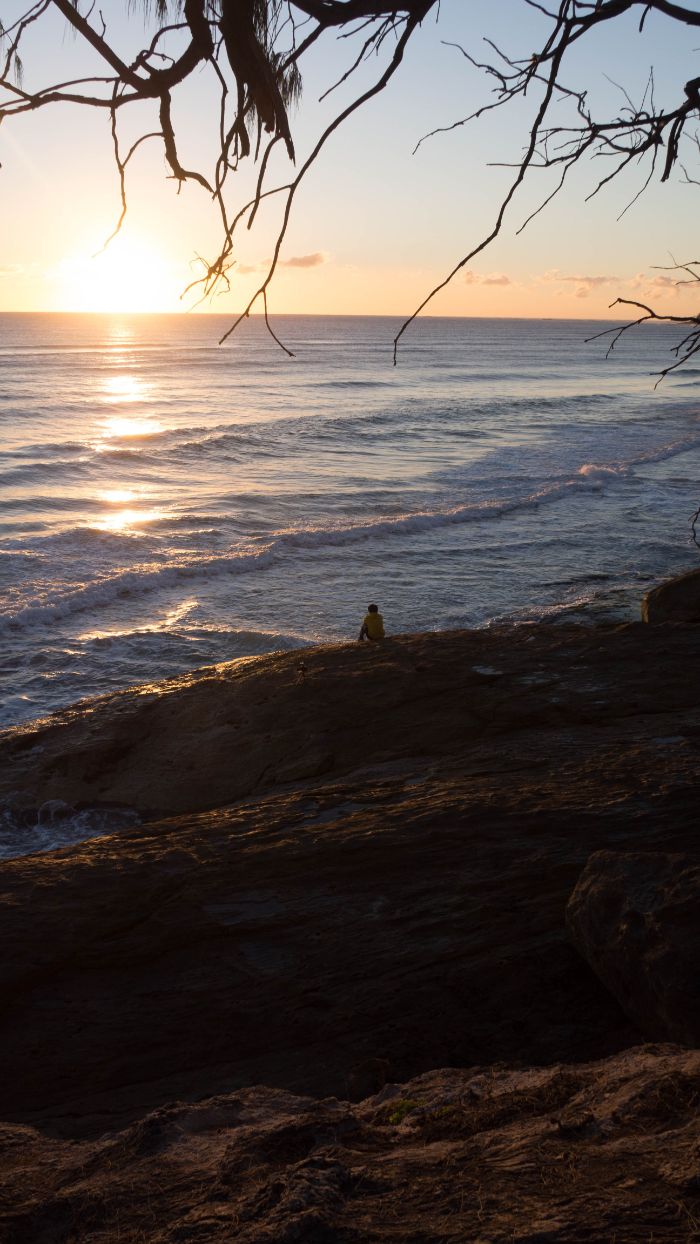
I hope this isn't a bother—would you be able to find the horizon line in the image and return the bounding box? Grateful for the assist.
[0,309,637,323]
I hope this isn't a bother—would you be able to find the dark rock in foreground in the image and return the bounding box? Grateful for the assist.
[642,566,700,623]
[567,850,700,1045]
[2,1046,700,1243]
[0,766,638,1139]
[1,625,700,1140]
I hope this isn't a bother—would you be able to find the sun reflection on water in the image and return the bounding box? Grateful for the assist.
[79,598,198,641]
[92,506,164,533]
[101,374,149,404]
[100,488,136,504]
[98,414,164,441]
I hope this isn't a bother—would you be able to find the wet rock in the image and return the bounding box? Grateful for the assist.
[567,850,700,1044]
[642,567,700,623]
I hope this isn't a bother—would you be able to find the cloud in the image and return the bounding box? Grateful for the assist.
[464,270,511,286]
[530,268,697,304]
[542,270,619,298]
[237,252,328,276]
[629,272,683,294]
[279,252,328,269]
[558,274,616,287]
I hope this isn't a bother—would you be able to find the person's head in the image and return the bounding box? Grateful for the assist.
[368,603,379,613]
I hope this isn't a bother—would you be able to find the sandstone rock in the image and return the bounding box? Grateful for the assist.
[2,625,700,1136]
[3,623,700,818]
[567,850,700,1044]
[0,768,638,1137]
[3,625,700,1238]
[642,567,700,623]
[2,1046,700,1243]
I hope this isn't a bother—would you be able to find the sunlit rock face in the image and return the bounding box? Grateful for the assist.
[642,567,700,623]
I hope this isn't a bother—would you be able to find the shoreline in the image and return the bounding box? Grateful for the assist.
[0,612,691,859]
[0,617,680,824]
[0,572,651,739]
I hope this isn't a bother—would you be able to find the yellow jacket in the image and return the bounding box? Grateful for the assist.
[363,612,385,640]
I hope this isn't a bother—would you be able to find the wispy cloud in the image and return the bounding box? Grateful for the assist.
[464,270,511,286]
[629,271,685,295]
[280,252,327,269]
[536,267,700,304]
[543,270,619,298]
[237,252,329,276]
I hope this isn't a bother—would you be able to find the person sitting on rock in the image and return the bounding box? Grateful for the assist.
[358,603,385,642]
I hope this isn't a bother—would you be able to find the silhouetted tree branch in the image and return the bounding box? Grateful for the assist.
[394,0,700,365]
[586,261,700,384]
[1,0,699,366]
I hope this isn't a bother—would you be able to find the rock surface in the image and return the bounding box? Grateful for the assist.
[642,566,700,623]
[2,623,700,1240]
[567,850,700,1045]
[1,625,700,1139]
[2,1046,700,1243]
[2,622,700,818]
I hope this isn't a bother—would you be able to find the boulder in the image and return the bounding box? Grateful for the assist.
[567,850,700,1044]
[642,567,700,623]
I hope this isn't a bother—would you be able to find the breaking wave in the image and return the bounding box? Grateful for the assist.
[3,445,692,635]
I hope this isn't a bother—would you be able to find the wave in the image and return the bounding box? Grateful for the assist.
[626,432,700,468]
[38,524,161,549]
[316,378,395,388]
[0,456,648,635]
[4,389,665,491]
[0,546,275,634]
[97,447,153,462]
[0,458,92,484]
[82,389,626,458]
[82,622,311,650]
[1,441,87,458]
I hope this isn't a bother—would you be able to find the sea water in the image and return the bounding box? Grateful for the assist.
[1,311,698,735]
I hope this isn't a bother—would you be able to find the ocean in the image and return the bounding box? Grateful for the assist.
[1,310,698,742]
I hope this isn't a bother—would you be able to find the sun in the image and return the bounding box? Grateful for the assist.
[56,235,180,313]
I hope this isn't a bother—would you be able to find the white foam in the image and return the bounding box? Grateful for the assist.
[0,800,140,860]
[629,432,700,466]
[0,546,276,634]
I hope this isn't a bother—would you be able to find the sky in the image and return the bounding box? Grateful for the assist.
[1,0,699,320]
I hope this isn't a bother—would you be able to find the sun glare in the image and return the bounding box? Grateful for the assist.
[101,374,150,404]
[100,488,136,504]
[93,506,164,533]
[99,414,164,440]
[57,236,179,313]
